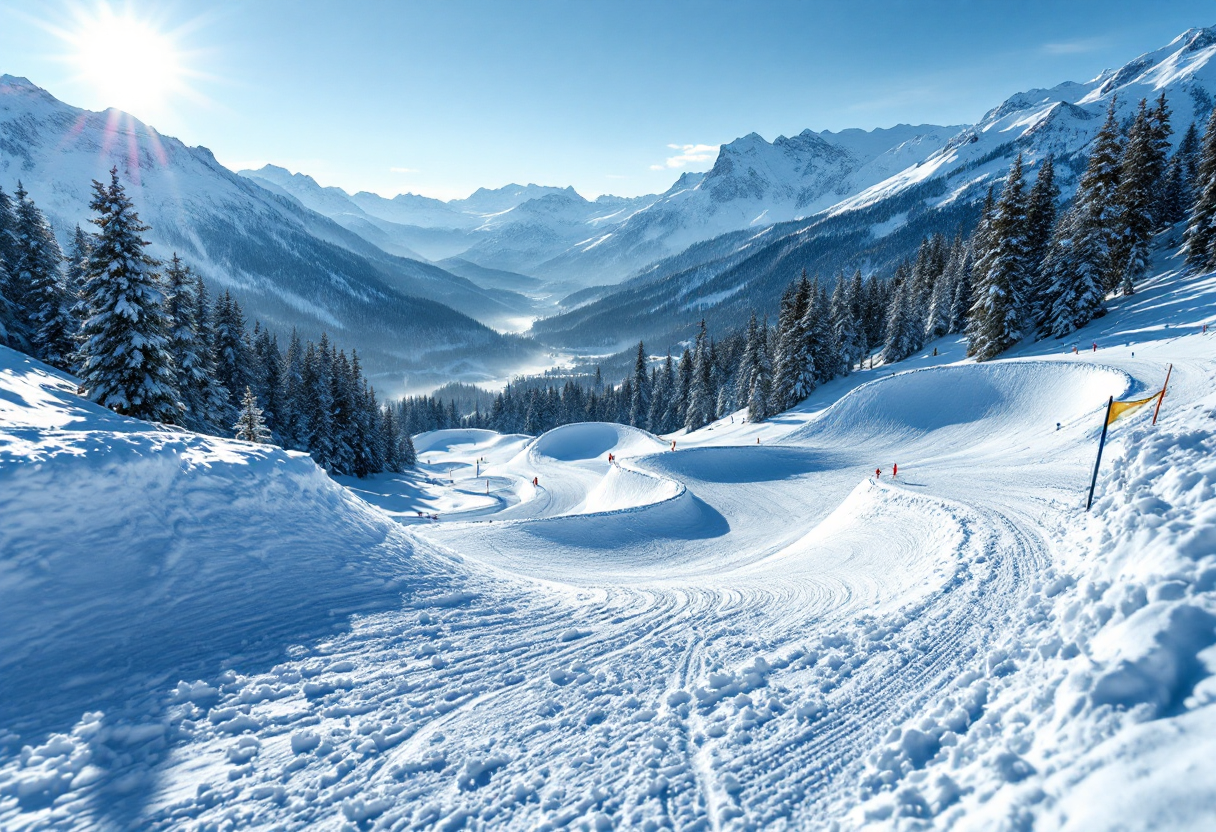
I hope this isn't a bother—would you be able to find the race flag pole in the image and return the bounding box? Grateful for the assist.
[1086,395,1115,512]
[1152,363,1173,426]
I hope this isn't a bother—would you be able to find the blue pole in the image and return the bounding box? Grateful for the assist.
[1086,396,1114,511]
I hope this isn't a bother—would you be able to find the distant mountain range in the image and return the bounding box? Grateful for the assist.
[0,74,541,394]
[239,123,960,292]
[4,26,1214,390]
[533,26,1216,352]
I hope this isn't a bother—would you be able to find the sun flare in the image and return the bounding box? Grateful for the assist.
[65,4,185,117]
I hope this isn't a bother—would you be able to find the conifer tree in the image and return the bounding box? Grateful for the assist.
[628,341,650,428]
[967,154,1029,360]
[212,290,253,421]
[280,329,308,449]
[1042,206,1106,338]
[925,238,960,343]
[190,273,230,432]
[14,185,75,369]
[77,169,181,422]
[1076,98,1127,290]
[304,337,336,469]
[1148,92,1174,227]
[1185,109,1216,271]
[1113,100,1159,282]
[670,347,692,428]
[770,276,810,411]
[163,255,213,431]
[747,318,772,422]
[647,352,674,433]
[234,385,272,443]
[1025,155,1059,277]
[686,320,714,431]
[881,273,917,364]
[948,244,973,335]
[0,186,19,348]
[65,226,93,326]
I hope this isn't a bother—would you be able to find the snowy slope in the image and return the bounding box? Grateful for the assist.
[3,251,1215,829]
[0,76,540,390]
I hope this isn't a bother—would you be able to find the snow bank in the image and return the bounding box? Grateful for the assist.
[0,348,440,742]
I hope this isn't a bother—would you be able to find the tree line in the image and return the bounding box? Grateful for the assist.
[0,168,415,477]
[420,92,1208,434]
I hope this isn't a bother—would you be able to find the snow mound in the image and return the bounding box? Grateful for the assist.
[793,360,1130,450]
[413,428,529,457]
[529,421,668,462]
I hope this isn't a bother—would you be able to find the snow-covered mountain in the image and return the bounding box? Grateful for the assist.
[0,75,541,393]
[534,26,1216,353]
[241,125,959,291]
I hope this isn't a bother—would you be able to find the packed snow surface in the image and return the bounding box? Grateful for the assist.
[3,267,1216,830]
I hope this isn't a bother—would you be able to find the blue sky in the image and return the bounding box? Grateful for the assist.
[1,0,1212,200]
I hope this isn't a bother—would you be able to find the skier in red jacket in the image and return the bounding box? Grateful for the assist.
[875,467,881,479]
[893,463,898,479]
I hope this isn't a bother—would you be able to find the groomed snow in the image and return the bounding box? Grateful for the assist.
[2,265,1216,829]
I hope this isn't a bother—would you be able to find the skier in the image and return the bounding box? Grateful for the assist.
[893,463,898,479]
[671,440,677,452]
[1073,346,1078,354]
[1092,342,1097,352]
[757,437,760,444]
[532,476,538,487]
[875,467,881,479]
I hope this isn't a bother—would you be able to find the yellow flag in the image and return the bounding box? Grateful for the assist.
[1107,391,1162,426]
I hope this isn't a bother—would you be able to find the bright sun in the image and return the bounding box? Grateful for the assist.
[66,4,185,117]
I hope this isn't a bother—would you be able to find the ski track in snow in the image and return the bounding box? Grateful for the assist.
[2,269,1216,829]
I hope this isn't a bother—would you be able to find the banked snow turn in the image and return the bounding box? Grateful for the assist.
[2,268,1215,830]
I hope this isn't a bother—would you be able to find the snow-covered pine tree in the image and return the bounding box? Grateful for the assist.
[968,153,1030,361]
[747,318,772,422]
[0,185,25,348]
[233,385,272,443]
[925,237,960,343]
[1025,155,1059,280]
[963,186,997,355]
[1177,121,1201,207]
[669,347,692,429]
[280,329,307,449]
[190,273,230,432]
[330,348,356,474]
[304,336,335,469]
[811,280,839,383]
[380,405,403,473]
[1043,205,1106,338]
[1147,91,1174,229]
[844,269,867,368]
[1076,98,1127,290]
[1112,100,1159,287]
[1159,154,1187,228]
[647,352,674,433]
[64,226,92,329]
[212,290,253,423]
[14,185,75,369]
[686,320,714,431]
[401,417,418,467]
[830,273,859,376]
[163,255,212,432]
[628,341,650,428]
[881,268,917,364]
[76,168,181,422]
[948,243,973,335]
[252,326,284,442]
[1185,109,1216,271]
[770,276,810,411]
